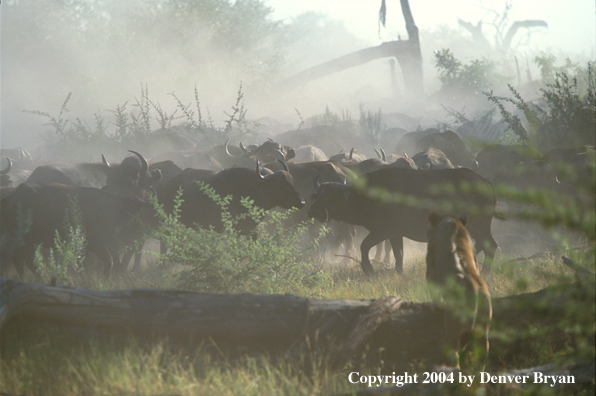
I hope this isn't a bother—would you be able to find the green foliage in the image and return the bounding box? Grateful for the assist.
[434,48,503,101]
[308,105,386,141]
[358,105,385,143]
[154,183,327,294]
[309,105,354,130]
[33,194,86,285]
[4,0,285,84]
[27,83,259,158]
[171,83,259,146]
[486,61,595,150]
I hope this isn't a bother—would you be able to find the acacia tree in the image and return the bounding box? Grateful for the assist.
[457,1,547,56]
[279,0,424,97]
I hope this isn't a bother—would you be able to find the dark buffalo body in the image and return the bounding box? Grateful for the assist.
[25,151,161,197]
[0,183,155,277]
[1,158,32,188]
[412,147,455,170]
[160,163,305,236]
[150,150,223,171]
[415,130,477,169]
[264,160,358,257]
[212,139,297,169]
[475,144,543,181]
[308,168,498,275]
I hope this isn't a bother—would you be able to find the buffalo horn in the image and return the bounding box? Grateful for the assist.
[1,158,11,174]
[473,158,479,170]
[256,160,265,180]
[313,174,321,190]
[225,139,239,157]
[272,150,285,162]
[128,150,148,173]
[349,148,354,160]
[101,154,110,167]
[374,148,382,159]
[277,159,290,172]
[380,149,387,162]
[146,186,158,197]
[403,152,409,159]
[239,142,250,153]
[22,148,33,161]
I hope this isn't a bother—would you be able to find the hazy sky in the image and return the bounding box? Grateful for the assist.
[267,0,595,58]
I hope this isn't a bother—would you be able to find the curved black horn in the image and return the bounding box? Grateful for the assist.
[380,149,386,162]
[22,148,32,161]
[128,150,148,173]
[349,148,354,160]
[267,137,274,142]
[313,174,321,190]
[272,150,285,162]
[239,142,250,153]
[256,160,265,180]
[101,154,110,167]
[224,139,239,157]
[374,148,382,159]
[473,159,479,170]
[277,159,290,172]
[145,186,158,197]
[403,152,409,159]
[1,158,12,174]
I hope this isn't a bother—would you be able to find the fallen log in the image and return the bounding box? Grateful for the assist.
[0,277,593,373]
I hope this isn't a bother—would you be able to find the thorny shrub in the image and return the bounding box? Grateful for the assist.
[153,182,328,294]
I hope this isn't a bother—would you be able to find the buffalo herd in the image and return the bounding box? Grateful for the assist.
[0,128,593,281]
[2,126,593,370]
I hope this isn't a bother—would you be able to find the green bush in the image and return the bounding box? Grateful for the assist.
[486,61,595,150]
[27,83,259,161]
[33,194,86,285]
[434,48,504,101]
[154,183,328,294]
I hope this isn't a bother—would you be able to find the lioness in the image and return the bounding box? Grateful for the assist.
[426,213,492,370]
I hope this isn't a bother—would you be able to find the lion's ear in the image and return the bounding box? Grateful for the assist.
[428,212,441,228]
[459,215,468,226]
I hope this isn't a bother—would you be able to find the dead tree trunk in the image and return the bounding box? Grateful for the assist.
[1,277,593,372]
[279,0,423,97]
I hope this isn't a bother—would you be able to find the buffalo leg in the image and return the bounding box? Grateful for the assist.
[373,240,384,262]
[94,247,115,277]
[479,236,498,275]
[120,249,134,272]
[120,246,144,273]
[373,240,394,265]
[14,247,41,280]
[389,236,404,273]
[384,240,393,265]
[360,232,388,275]
[11,249,28,278]
[132,250,143,273]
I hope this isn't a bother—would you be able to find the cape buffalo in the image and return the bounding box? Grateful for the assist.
[26,150,161,197]
[0,183,156,277]
[474,144,543,181]
[264,160,358,261]
[159,160,305,237]
[412,147,456,170]
[217,139,296,169]
[1,158,32,189]
[292,145,329,163]
[415,130,477,169]
[308,168,499,275]
[426,213,491,370]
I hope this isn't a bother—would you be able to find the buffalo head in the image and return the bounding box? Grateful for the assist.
[308,177,351,223]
